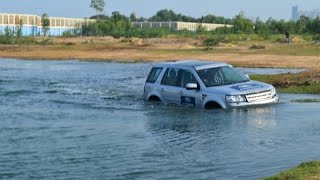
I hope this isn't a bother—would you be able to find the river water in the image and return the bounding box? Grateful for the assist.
[0,59,319,180]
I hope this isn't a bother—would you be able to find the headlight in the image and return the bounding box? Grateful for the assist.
[270,88,277,98]
[226,95,247,103]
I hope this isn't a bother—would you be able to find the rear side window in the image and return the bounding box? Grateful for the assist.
[161,68,179,86]
[146,67,163,83]
[161,68,198,87]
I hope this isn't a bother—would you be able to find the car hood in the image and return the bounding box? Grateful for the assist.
[205,80,274,95]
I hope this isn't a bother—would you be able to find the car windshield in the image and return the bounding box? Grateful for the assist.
[197,66,249,87]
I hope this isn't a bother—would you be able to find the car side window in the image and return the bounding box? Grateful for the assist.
[161,68,179,86]
[146,67,163,83]
[180,70,198,87]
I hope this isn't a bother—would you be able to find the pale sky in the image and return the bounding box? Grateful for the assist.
[0,0,319,20]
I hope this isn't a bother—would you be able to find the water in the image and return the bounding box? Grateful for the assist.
[237,67,305,75]
[0,59,319,180]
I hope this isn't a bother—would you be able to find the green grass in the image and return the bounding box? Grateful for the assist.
[263,161,320,180]
[251,73,320,94]
[265,45,320,56]
[279,83,320,94]
[148,37,320,57]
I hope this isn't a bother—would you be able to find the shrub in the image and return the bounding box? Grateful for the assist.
[62,30,74,37]
[312,34,320,41]
[202,47,213,51]
[37,38,53,45]
[249,44,266,49]
[203,35,229,46]
[274,37,287,43]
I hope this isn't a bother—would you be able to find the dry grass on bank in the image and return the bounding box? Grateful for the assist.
[0,36,319,70]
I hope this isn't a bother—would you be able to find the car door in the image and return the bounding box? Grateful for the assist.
[160,68,183,104]
[179,69,203,107]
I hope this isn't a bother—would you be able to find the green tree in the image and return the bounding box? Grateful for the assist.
[16,19,23,37]
[149,9,177,21]
[196,24,206,33]
[305,17,320,34]
[147,9,233,24]
[232,12,254,33]
[90,0,105,15]
[200,14,229,24]
[110,11,122,22]
[41,13,50,36]
[130,12,137,22]
[295,16,310,34]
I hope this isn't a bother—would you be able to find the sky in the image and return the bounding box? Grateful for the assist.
[0,0,319,20]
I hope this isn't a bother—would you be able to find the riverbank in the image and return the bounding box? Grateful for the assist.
[0,36,319,94]
[263,161,320,179]
[251,70,320,94]
[0,36,319,69]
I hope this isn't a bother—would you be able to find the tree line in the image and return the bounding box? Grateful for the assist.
[2,2,320,39]
[86,0,320,37]
[137,9,233,24]
[80,9,320,37]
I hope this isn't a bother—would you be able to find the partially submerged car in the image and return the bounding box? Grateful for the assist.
[143,60,279,109]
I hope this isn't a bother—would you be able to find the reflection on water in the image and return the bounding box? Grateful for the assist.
[146,105,278,133]
[0,59,320,180]
[229,106,277,129]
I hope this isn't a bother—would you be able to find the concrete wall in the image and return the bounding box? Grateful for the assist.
[131,21,231,31]
[132,22,178,30]
[0,13,94,36]
[177,22,231,31]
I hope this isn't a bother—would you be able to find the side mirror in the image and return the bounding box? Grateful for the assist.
[186,83,199,90]
[245,74,250,79]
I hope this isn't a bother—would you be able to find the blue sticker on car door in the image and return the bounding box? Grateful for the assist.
[181,96,196,106]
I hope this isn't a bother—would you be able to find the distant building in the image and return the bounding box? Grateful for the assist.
[300,8,320,19]
[0,13,95,36]
[131,21,232,31]
[291,6,320,21]
[292,6,299,21]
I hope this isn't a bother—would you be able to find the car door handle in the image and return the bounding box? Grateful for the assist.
[179,91,183,95]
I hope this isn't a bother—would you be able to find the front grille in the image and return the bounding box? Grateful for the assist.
[245,90,272,103]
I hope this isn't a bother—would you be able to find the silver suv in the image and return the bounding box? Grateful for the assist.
[143,60,279,109]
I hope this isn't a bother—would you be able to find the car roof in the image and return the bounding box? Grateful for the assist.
[155,60,229,70]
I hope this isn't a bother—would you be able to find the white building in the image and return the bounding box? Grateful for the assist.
[132,21,232,31]
[0,13,95,36]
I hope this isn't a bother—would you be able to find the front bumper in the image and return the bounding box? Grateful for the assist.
[227,94,279,108]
